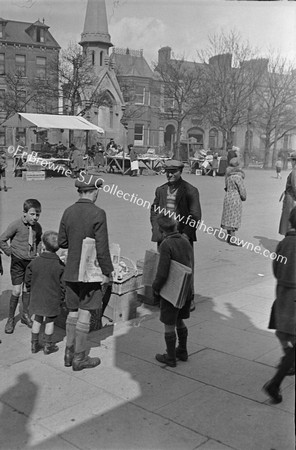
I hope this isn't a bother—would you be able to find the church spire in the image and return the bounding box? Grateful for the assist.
[80,0,112,48]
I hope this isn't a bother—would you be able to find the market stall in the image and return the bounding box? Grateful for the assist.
[106,152,171,175]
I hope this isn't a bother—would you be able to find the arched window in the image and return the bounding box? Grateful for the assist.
[209,128,218,149]
[100,51,103,66]
[91,51,95,66]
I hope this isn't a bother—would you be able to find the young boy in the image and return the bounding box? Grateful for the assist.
[152,215,194,367]
[263,206,296,403]
[25,231,65,354]
[0,149,8,192]
[0,199,42,334]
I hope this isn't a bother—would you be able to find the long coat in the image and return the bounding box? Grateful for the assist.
[25,252,65,317]
[58,198,114,282]
[273,230,296,335]
[221,172,246,230]
[279,168,296,235]
[150,178,202,243]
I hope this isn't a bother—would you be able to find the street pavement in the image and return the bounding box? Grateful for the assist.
[0,163,294,450]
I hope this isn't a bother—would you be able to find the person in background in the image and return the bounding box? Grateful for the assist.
[106,138,117,154]
[263,206,296,403]
[275,158,283,180]
[212,153,219,177]
[128,144,139,177]
[221,158,247,246]
[58,173,113,371]
[152,215,194,367]
[150,160,202,312]
[0,199,42,334]
[279,152,296,235]
[25,231,65,355]
[227,147,237,166]
[0,149,8,192]
[69,144,85,178]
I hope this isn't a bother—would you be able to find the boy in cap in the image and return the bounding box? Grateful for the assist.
[58,172,113,371]
[0,199,42,333]
[150,159,201,311]
[153,215,194,367]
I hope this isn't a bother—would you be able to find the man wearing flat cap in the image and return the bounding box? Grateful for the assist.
[279,151,296,235]
[58,172,113,371]
[150,159,202,311]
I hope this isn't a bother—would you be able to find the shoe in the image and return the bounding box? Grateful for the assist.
[31,341,43,353]
[155,353,176,367]
[43,343,59,355]
[21,313,33,328]
[5,317,15,334]
[72,351,101,371]
[64,345,75,367]
[176,347,188,361]
[262,381,282,404]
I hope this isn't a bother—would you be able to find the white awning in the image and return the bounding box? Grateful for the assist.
[2,113,104,133]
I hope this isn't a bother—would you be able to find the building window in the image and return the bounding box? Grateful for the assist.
[164,96,174,112]
[15,55,26,76]
[0,89,5,111]
[18,90,26,112]
[0,54,5,75]
[0,129,5,146]
[209,128,218,149]
[36,27,45,43]
[91,51,95,66]
[100,51,103,66]
[36,57,46,79]
[16,127,26,145]
[134,124,144,146]
[135,86,145,104]
[0,24,3,39]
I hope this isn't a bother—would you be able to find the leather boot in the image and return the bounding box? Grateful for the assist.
[72,351,101,371]
[31,332,42,353]
[43,334,59,355]
[5,295,19,334]
[155,332,177,367]
[176,327,188,361]
[21,293,33,328]
[64,345,75,367]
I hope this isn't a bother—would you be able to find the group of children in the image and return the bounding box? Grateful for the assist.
[0,196,295,404]
[0,199,65,354]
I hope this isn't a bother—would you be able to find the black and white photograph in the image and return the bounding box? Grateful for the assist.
[0,0,295,449]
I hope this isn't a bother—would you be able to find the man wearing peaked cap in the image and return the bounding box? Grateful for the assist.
[150,158,202,313]
[74,172,104,191]
[58,170,113,371]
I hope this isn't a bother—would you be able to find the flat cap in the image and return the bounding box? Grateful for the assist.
[75,173,103,191]
[163,159,184,170]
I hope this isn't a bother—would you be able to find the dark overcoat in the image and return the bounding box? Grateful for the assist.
[25,252,65,317]
[58,198,113,282]
[150,178,202,243]
[273,230,296,335]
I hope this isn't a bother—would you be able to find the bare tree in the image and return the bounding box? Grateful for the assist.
[197,30,264,162]
[154,53,208,159]
[252,55,296,169]
[0,70,53,125]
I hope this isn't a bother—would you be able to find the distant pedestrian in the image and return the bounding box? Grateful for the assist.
[152,215,194,367]
[212,153,219,177]
[69,144,85,178]
[263,206,296,403]
[128,144,138,177]
[58,173,113,371]
[278,152,296,235]
[0,149,8,192]
[25,231,65,355]
[0,199,42,334]
[221,158,247,246]
[275,158,283,179]
[227,147,237,166]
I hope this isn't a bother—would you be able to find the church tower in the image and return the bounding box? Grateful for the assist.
[80,0,113,75]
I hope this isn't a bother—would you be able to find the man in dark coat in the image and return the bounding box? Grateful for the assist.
[58,172,113,371]
[150,160,202,311]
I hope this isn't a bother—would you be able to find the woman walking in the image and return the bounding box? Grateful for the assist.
[221,158,247,246]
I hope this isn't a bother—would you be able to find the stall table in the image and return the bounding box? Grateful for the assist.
[106,154,171,175]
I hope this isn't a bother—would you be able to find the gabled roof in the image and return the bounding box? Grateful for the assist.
[111,52,154,79]
[0,19,60,49]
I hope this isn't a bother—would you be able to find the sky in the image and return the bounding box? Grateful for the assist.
[0,0,295,66]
